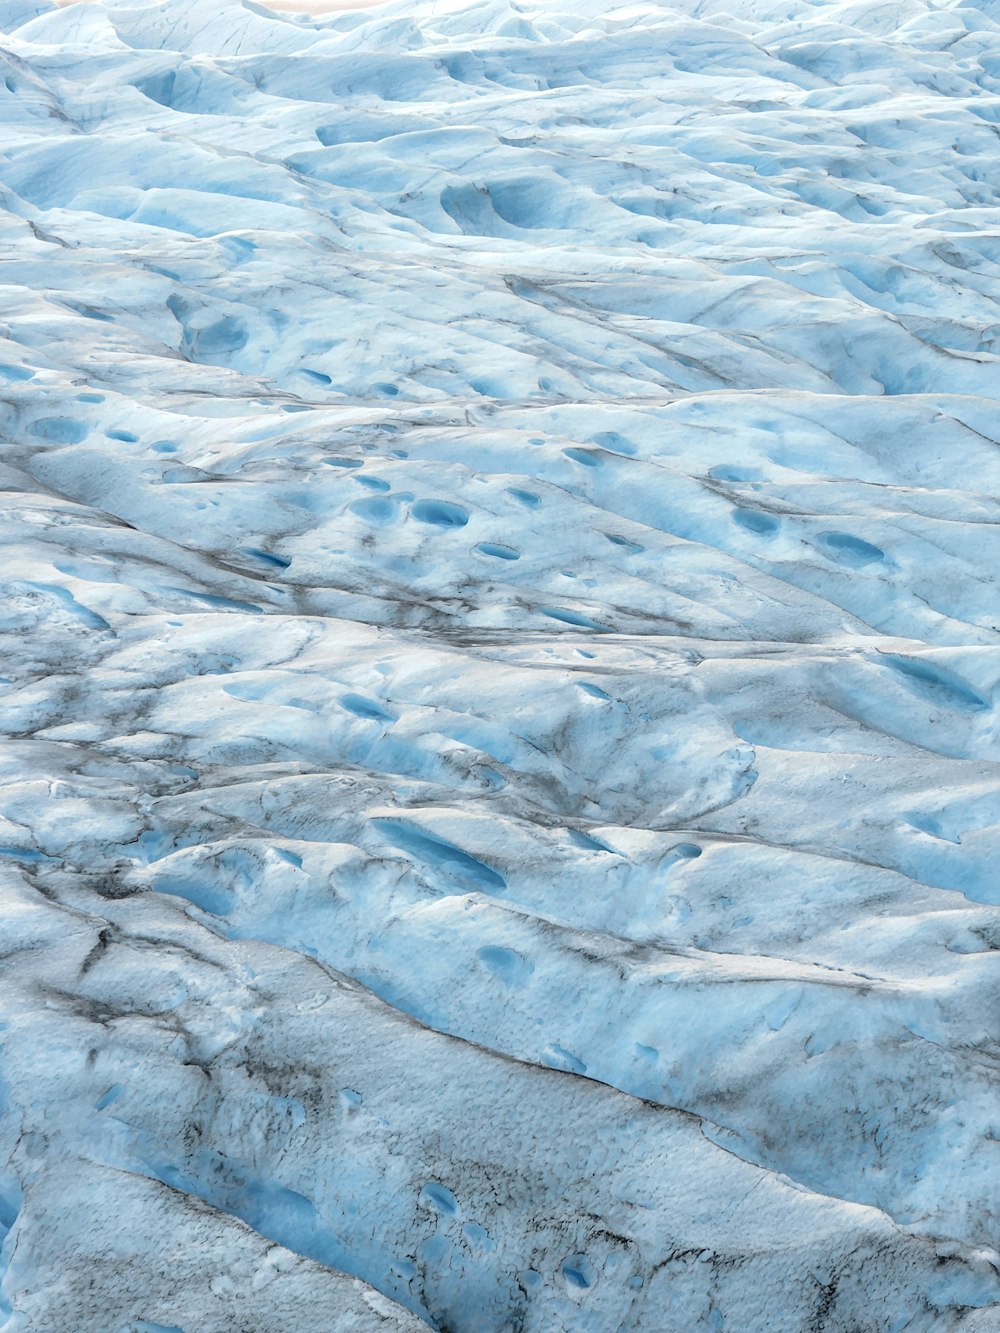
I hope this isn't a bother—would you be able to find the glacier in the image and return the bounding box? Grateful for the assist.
[1,0,1000,1326]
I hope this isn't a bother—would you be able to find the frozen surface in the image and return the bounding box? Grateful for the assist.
[1,0,1000,1326]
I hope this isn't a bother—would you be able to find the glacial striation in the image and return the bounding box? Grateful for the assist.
[1,0,999,1326]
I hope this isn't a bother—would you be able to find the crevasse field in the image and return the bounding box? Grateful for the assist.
[1,0,1000,1326]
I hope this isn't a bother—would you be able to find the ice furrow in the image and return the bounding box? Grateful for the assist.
[3,870,999,1330]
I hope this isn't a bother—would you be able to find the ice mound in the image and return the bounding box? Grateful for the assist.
[1,0,999,1326]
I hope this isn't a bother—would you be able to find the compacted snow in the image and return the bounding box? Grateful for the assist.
[1,0,1000,1326]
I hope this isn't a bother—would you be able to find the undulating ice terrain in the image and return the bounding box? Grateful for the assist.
[1,0,1000,1326]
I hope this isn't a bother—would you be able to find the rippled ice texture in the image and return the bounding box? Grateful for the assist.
[1,0,1000,1326]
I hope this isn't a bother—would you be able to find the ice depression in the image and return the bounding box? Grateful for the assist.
[0,0,999,1326]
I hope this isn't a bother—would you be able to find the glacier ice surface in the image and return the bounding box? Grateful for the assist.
[1,0,1000,1326]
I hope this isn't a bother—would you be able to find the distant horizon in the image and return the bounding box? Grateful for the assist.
[55,0,388,13]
